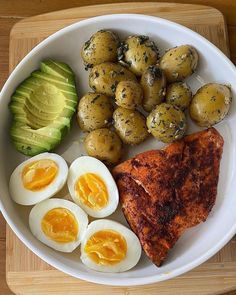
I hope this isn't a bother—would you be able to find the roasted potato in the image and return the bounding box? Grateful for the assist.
[118,35,159,76]
[115,80,143,110]
[77,92,113,131]
[81,30,119,68]
[113,107,148,145]
[166,82,192,110]
[190,83,232,127]
[146,103,187,143]
[89,62,137,96]
[160,45,198,82]
[85,128,122,164]
[140,65,166,112]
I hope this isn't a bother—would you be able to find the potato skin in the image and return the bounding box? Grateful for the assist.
[118,35,159,76]
[166,82,192,110]
[115,80,143,110]
[89,62,137,96]
[140,65,166,112]
[146,103,187,143]
[77,92,113,131]
[113,107,148,145]
[85,128,122,165]
[81,30,119,67]
[190,83,232,127]
[160,45,198,83]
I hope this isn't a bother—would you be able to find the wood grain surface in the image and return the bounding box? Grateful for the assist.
[0,1,236,295]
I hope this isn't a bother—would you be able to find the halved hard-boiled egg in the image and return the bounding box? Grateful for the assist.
[29,198,88,252]
[67,156,119,218]
[9,153,68,205]
[81,219,141,272]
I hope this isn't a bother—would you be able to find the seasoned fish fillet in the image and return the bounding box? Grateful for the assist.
[113,128,224,266]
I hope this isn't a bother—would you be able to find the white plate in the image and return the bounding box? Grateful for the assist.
[0,14,236,286]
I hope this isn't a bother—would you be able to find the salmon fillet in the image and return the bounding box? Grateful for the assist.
[113,128,224,266]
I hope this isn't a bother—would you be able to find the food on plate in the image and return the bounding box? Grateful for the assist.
[159,45,198,82]
[80,219,141,272]
[89,62,137,96]
[115,80,143,110]
[146,103,187,143]
[67,156,119,218]
[190,83,232,127]
[9,153,68,205]
[9,60,78,156]
[166,82,192,110]
[118,35,159,76]
[29,198,88,252]
[81,30,119,68]
[113,107,148,145]
[85,128,122,165]
[113,128,224,266]
[77,92,113,131]
[140,65,166,112]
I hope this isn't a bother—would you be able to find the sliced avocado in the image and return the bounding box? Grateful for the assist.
[13,140,48,156]
[41,60,74,81]
[9,60,78,156]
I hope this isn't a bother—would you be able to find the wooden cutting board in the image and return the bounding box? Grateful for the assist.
[6,3,236,295]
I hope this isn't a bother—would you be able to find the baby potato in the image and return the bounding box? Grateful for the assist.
[140,65,166,112]
[85,128,122,165]
[77,92,113,131]
[160,45,198,82]
[166,82,192,110]
[190,83,232,127]
[147,103,187,143]
[81,30,119,67]
[115,80,143,110]
[113,107,148,145]
[89,62,137,96]
[118,35,159,76]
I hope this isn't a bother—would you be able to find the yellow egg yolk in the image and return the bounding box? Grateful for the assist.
[22,159,58,191]
[41,208,78,243]
[84,230,127,265]
[75,173,108,210]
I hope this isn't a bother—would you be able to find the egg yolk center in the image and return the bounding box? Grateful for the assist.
[22,159,58,191]
[41,208,78,243]
[75,173,108,210]
[84,230,127,265]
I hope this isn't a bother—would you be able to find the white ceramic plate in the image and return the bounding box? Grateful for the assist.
[0,14,236,286]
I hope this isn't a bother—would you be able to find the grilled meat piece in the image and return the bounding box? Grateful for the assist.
[113,128,224,266]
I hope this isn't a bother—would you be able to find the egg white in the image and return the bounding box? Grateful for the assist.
[29,198,88,252]
[9,153,68,205]
[67,156,119,218]
[80,219,142,272]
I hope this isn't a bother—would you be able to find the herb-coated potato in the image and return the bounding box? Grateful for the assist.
[77,92,113,131]
[140,65,166,112]
[81,30,119,68]
[166,82,192,110]
[118,35,159,76]
[146,103,187,143]
[85,128,122,164]
[160,45,198,83]
[89,62,137,96]
[115,80,143,110]
[113,107,148,145]
[190,83,232,127]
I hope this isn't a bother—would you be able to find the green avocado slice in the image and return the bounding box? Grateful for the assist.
[9,60,78,156]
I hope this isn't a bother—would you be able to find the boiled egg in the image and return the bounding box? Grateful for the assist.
[80,219,141,272]
[9,153,68,205]
[29,198,88,252]
[67,156,119,218]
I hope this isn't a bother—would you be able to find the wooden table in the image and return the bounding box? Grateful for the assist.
[0,1,236,294]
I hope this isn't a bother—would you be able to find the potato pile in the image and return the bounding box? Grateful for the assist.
[79,30,232,164]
